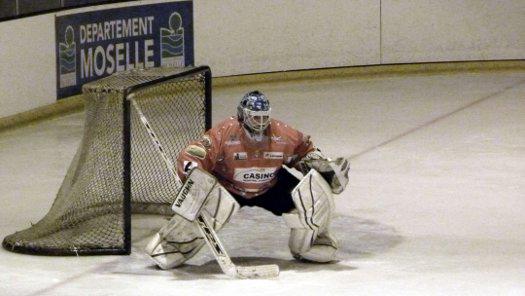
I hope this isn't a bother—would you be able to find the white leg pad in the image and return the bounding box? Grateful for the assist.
[145,214,203,269]
[145,185,239,269]
[289,229,338,263]
[284,169,338,263]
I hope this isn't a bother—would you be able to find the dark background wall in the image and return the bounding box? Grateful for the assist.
[0,0,136,21]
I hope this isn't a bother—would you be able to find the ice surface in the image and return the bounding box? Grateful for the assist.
[1,71,524,295]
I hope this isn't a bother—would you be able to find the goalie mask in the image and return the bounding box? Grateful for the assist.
[237,91,271,137]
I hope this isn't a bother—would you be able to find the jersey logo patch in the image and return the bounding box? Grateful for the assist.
[263,152,283,159]
[226,139,241,145]
[226,135,241,146]
[234,167,278,184]
[271,135,284,143]
[185,145,206,160]
[200,135,212,149]
[233,152,247,160]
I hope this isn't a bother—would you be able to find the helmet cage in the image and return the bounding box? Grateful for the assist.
[243,108,271,133]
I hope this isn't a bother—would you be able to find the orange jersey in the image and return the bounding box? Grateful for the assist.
[177,117,315,198]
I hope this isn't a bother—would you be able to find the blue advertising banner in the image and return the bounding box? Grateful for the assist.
[55,1,193,99]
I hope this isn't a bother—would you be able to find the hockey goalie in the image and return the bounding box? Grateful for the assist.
[145,90,350,271]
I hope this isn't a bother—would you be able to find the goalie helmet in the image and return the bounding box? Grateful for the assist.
[237,90,271,136]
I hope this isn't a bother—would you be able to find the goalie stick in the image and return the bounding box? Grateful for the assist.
[130,98,279,279]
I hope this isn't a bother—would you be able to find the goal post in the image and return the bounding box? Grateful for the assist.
[3,66,212,256]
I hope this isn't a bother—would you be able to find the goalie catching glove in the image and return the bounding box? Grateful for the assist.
[295,150,350,194]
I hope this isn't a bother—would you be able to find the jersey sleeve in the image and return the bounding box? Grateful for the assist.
[176,127,222,182]
[294,132,315,160]
[289,130,316,166]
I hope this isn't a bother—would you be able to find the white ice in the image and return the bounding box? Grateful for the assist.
[0,71,524,295]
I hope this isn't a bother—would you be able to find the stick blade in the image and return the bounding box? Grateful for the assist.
[235,264,280,279]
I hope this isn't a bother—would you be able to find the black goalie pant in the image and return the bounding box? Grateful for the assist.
[231,168,300,216]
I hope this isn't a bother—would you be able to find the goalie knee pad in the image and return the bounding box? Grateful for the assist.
[146,169,240,269]
[282,169,338,263]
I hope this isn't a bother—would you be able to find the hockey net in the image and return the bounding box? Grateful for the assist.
[2,66,211,255]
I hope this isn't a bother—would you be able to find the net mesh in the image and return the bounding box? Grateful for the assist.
[2,67,210,255]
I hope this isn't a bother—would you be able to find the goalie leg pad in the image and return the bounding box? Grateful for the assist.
[283,169,338,262]
[146,176,240,269]
[145,214,204,270]
[283,169,334,232]
[289,229,338,263]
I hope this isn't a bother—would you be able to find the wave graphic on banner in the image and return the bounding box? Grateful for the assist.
[161,35,184,54]
[160,12,184,67]
[59,26,77,88]
[60,62,76,73]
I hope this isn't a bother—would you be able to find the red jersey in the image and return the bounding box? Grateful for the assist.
[177,117,315,198]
